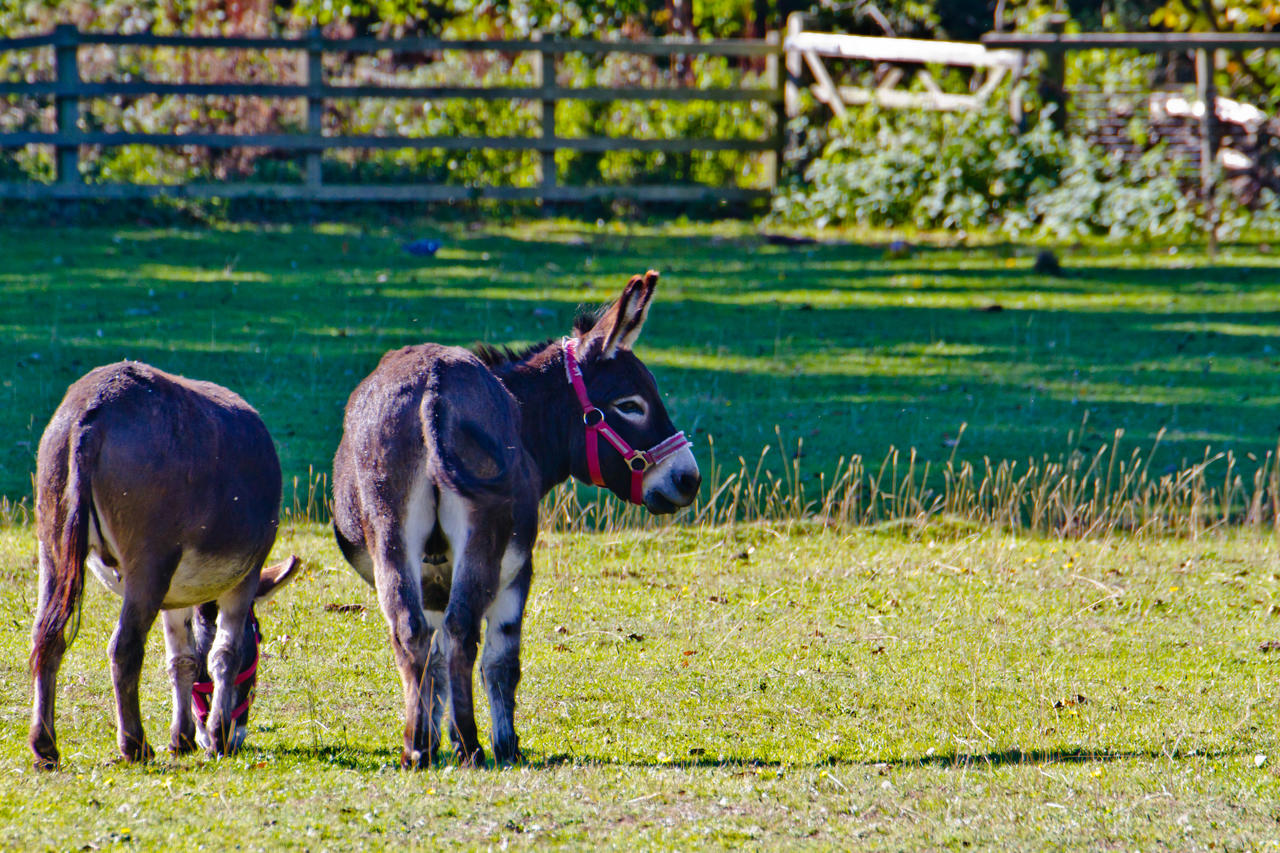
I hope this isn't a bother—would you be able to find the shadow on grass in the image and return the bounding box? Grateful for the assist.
[522,745,1239,772]
[68,742,1244,774]
[5,225,1280,502]
[253,743,398,771]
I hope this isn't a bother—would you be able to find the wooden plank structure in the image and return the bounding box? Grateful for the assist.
[0,25,782,204]
[784,16,1022,117]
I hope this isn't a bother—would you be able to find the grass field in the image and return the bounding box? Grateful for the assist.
[2,222,1280,511]
[0,522,1278,848]
[2,221,1280,848]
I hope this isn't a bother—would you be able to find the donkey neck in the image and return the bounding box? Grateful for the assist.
[489,342,579,497]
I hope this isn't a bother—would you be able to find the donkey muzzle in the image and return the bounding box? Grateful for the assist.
[642,443,701,513]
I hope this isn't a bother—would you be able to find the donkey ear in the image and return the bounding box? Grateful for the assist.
[255,555,302,601]
[584,270,659,358]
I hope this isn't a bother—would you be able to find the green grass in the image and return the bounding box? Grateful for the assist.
[2,221,1280,510]
[4,221,1280,847]
[1,522,1278,848]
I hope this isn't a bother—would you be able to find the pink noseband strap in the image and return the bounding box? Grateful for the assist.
[563,338,691,505]
[192,610,260,729]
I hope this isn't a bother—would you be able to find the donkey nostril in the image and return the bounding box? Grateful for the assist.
[676,470,701,497]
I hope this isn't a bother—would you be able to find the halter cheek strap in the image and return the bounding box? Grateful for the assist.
[563,338,692,505]
[192,610,260,729]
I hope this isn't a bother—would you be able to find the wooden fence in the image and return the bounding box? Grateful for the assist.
[983,30,1280,249]
[0,25,783,205]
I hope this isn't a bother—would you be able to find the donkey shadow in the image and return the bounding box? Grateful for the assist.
[154,738,1237,773]
[524,744,1236,772]
[251,744,1234,773]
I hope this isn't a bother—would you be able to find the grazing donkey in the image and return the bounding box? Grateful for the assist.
[29,361,301,769]
[333,270,700,767]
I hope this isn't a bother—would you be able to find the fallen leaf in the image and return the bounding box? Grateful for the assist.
[323,603,365,614]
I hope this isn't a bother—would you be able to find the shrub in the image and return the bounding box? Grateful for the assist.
[773,107,1066,231]
[772,103,1240,241]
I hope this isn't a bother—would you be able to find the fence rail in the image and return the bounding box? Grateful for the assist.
[981,32,1280,52]
[0,25,784,205]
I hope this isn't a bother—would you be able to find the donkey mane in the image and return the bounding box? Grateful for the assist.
[470,306,602,367]
[471,340,554,368]
[572,306,605,335]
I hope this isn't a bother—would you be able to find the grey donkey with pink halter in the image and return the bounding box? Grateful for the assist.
[332,270,701,767]
[28,361,302,768]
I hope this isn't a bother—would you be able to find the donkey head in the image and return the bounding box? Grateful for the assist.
[192,555,302,752]
[568,270,701,514]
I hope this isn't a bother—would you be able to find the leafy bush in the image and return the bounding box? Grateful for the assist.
[773,107,1065,231]
[772,105,1233,241]
[1023,136,1198,240]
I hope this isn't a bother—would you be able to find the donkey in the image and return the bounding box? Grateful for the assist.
[333,270,700,768]
[29,361,301,769]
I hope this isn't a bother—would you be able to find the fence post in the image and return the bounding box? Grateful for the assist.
[1038,13,1068,131]
[304,27,324,199]
[1196,47,1219,255]
[53,24,81,195]
[534,33,557,198]
[766,30,784,192]
[784,12,803,120]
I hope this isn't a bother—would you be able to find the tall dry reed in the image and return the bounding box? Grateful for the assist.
[7,425,1266,540]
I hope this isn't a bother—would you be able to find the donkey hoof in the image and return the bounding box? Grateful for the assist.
[120,738,155,763]
[456,745,486,768]
[170,732,199,755]
[31,747,60,772]
[400,748,434,770]
[29,730,59,770]
[493,743,523,767]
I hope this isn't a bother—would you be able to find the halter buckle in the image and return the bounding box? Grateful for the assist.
[628,454,651,473]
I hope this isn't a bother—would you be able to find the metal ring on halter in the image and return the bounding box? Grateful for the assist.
[627,454,650,472]
[583,407,606,427]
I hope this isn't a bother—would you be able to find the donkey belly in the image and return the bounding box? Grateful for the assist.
[163,553,255,608]
[85,501,255,607]
[88,545,252,608]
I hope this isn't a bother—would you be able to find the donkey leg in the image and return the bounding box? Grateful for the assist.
[109,586,165,762]
[206,576,257,756]
[367,528,438,769]
[424,612,449,757]
[440,495,513,767]
[441,597,485,766]
[481,547,532,765]
[29,542,67,769]
[161,607,199,754]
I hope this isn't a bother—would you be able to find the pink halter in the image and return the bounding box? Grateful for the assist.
[563,337,692,505]
[192,610,260,729]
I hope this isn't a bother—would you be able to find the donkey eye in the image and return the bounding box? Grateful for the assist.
[613,399,646,417]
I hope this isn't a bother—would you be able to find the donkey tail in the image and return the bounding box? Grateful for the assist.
[29,429,93,676]
[437,417,521,499]
[430,362,524,501]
